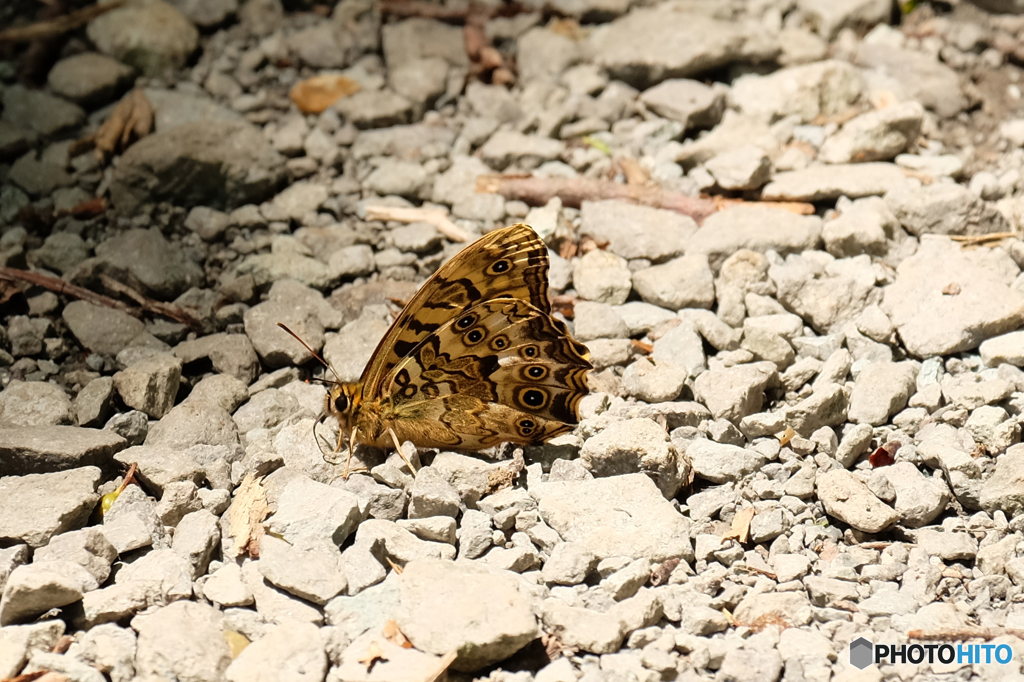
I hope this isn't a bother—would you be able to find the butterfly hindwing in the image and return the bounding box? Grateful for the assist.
[378,298,592,448]
[359,223,552,397]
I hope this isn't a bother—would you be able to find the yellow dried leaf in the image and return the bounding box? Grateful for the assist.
[290,74,361,114]
[228,473,270,558]
[358,640,387,671]
[382,619,412,648]
[224,630,250,658]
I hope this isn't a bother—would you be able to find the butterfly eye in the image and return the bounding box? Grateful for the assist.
[527,366,545,379]
[490,335,509,351]
[466,328,485,344]
[521,346,538,359]
[457,315,475,329]
[518,418,535,435]
[489,259,511,274]
[520,388,547,408]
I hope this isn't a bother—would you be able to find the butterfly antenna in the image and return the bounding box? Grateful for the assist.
[276,323,343,384]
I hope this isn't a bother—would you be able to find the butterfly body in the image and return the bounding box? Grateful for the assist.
[307,224,592,471]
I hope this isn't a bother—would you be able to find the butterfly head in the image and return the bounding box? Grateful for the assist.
[325,381,363,431]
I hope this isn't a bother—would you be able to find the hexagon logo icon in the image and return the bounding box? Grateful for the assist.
[850,637,874,670]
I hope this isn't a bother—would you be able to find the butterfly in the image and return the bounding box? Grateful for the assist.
[280,223,592,478]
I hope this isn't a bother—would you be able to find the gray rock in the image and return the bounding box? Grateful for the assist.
[0,381,74,428]
[0,467,101,547]
[353,123,457,162]
[882,462,950,528]
[1,85,85,137]
[29,232,89,275]
[335,89,412,129]
[621,358,687,404]
[87,0,198,76]
[265,476,366,553]
[33,527,117,586]
[854,42,967,117]
[632,255,714,310]
[586,8,775,89]
[479,131,565,170]
[202,563,253,607]
[224,622,327,682]
[171,509,219,578]
[693,362,776,423]
[328,244,376,280]
[287,23,349,69]
[354,519,455,565]
[914,529,978,561]
[364,159,430,199]
[144,399,239,452]
[687,439,766,484]
[7,152,74,197]
[885,182,1010,237]
[63,300,148,357]
[174,333,260,385]
[848,361,918,426]
[580,200,696,261]
[542,542,597,585]
[6,316,47,357]
[132,602,231,682]
[881,237,1024,357]
[572,249,632,305]
[113,354,182,419]
[823,196,905,258]
[762,163,909,202]
[731,59,862,123]
[786,383,849,435]
[580,418,689,498]
[257,535,346,605]
[651,321,707,376]
[980,330,1024,367]
[0,425,125,476]
[110,120,286,213]
[0,561,95,625]
[535,473,693,562]
[816,468,898,533]
[74,377,116,427]
[46,53,135,107]
[396,559,538,672]
[381,18,469,70]
[408,467,461,519]
[517,27,581,84]
[144,87,242,131]
[639,79,725,130]
[244,299,324,368]
[689,206,822,271]
[268,182,328,222]
[168,0,237,27]
[104,410,149,447]
[389,57,448,116]
[396,517,456,545]
[705,145,771,190]
[770,253,876,334]
[979,444,1024,516]
[819,101,924,164]
[103,484,165,554]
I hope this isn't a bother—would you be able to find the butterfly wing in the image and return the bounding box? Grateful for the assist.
[360,223,552,397]
[379,298,592,449]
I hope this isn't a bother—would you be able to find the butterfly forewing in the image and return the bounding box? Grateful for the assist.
[359,223,552,396]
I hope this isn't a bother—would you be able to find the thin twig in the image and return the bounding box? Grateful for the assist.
[0,267,136,313]
[909,628,1024,642]
[0,0,125,44]
[364,205,470,242]
[421,650,459,682]
[949,232,1019,246]
[99,274,203,332]
[476,174,719,224]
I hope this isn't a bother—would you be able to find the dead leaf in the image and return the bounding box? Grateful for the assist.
[548,17,583,40]
[486,448,525,494]
[383,620,412,649]
[224,630,250,658]
[747,614,790,632]
[722,507,754,544]
[650,558,679,586]
[67,197,106,219]
[79,89,153,163]
[942,282,962,296]
[869,441,900,468]
[228,473,270,558]
[358,641,387,671]
[630,339,654,354]
[550,295,578,320]
[778,426,796,447]
[289,74,361,114]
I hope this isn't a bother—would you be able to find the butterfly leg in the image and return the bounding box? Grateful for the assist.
[388,428,418,475]
[342,428,359,480]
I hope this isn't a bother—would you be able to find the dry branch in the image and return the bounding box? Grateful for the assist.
[98,274,203,332]
[0,267,136,313]
[364,205,471,242]
[476,174,720,223]
[0,0,125,44]
[909,628,1024,642]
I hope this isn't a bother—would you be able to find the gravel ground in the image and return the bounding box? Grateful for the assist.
[2,0,1024,681]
